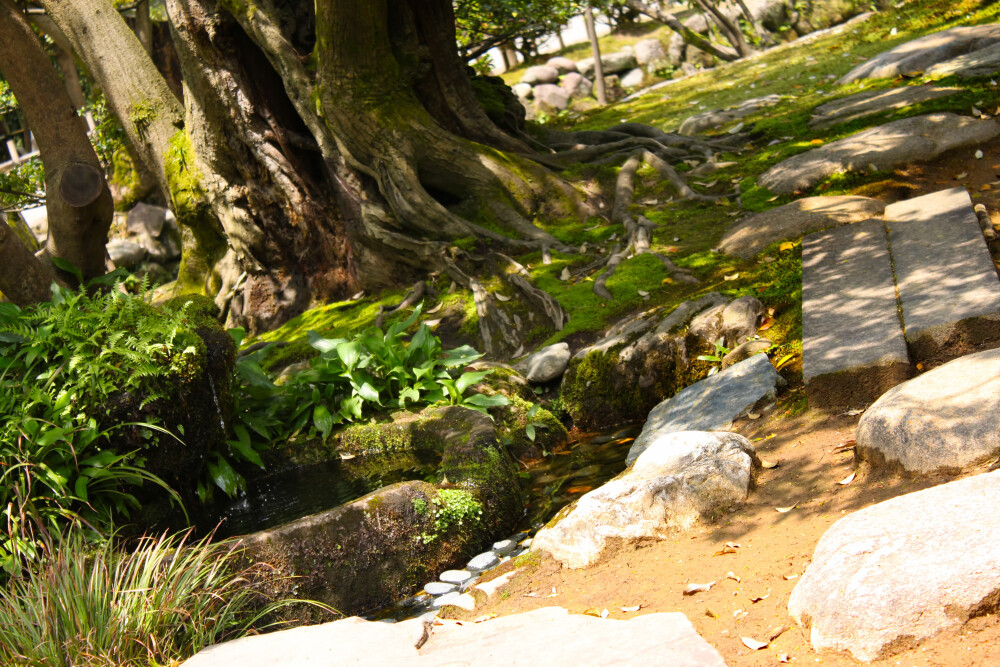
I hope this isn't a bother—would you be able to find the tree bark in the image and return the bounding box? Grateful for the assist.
[0,0,112,287]
[623,0,739,62]
[0,215,55,305]
[135,0,153,54]
[584,7,607,106]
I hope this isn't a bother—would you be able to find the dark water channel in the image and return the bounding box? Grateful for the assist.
[197,424,642,540]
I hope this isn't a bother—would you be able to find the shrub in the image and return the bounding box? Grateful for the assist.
[0,529,313,666]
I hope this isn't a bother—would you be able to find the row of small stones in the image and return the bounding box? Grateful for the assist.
[380,531,534,622]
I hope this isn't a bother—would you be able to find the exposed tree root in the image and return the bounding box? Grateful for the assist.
[375,280,428,329]
[592,215,698,301]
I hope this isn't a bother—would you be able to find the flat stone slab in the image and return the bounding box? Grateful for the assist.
[927,41,1000,79]
[626,354,783,464]
[678,94,781,136]
[759,113,1000,195]
[716,195,885,258]
[183,606,727,666]
[809,85,962,130]
[885,187,1000,359]
[535,431,758,568]
[789,470,1000,661]
[802,220,912,410]
[839,24,1000,84]
[517,342,571,383]
[856,347,1000,474]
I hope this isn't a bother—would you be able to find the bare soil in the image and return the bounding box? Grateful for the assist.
[442,146,1000,665]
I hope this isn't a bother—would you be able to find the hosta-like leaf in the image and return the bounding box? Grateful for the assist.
[456,370,492,394]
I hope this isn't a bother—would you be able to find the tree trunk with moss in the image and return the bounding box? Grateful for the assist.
[0,0,112,299]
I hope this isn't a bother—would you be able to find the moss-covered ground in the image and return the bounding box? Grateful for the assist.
[250,0,999,397]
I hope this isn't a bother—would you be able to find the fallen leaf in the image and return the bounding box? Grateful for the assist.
[742,636,770,650]
[783,573,799,580]
[620,605,641,612]
[661,277,674,285]
[637,289,649,297]
[513,345,524,358]
[566,485,593,494]
[705,607,719,619]
[600,608,610,619]
[579,243,589,253]
[916,362,924,370]
[724,272,740,281]
[746,412,761,420]
[843,408,864,416]
[757,316,775,331]
[734,609,749,620]
[956,171,969,179]
[761,459,779,469]
[838,471,857,486]
[727,122,744,134]
[726,572,741,583]
[665,245,680,253]
[559,267,571,281]
[809,139,824,145]
[976,149,985,159]
[683,581,716,596]
[776,504,797,513]
[762,255,776,263]
[779,241,795,252]
[775,353,797,370]
[714,545,738,556]
[750,590,771,603]
[584,607,602,617]
[769,625,789,642]
[425,302,444,314]
[695,180,719,187]
[982,184,993,191]
[494,294,511,302]
[768,195,780,202]
[350,290,365,301]
[339,452,356,460]
[778,654,791,663]
[833,439,856,454]
[608,232,618,241]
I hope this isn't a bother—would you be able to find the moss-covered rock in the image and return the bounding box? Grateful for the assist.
[246,405,523,616]
[560,293,738,430]
[496,395,568,460]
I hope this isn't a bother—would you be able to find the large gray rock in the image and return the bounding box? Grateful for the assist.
[759,113,1000,195]
[577,48,637,77]
[789,470,1000,661]
[802,220,912,411]
[809,85,962,130]
[839,24,1000,84]
[678,94,781,136]
[927,41,1000,79]
[856,348,1000,474]
[534,431,758,568]
[518,342,571,383]
[511,82,533,100]
[560,71,593,99]
[520,65,559,85]
[627,354,783,464]
[183,606,727,666]
[532,83,570,111]
[885,187,1000,359]
[634,38,667,66]
[127,202,182,263]
[716,195,885,258]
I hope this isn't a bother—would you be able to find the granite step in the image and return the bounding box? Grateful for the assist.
[885,187,1000,360]
[802,219,912,410]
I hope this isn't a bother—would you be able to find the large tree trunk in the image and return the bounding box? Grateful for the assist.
[0,0,112,293]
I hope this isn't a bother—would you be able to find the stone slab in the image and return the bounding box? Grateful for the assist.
[809,85,962,130]
[927,41,1000,79]
[759,113,1000,195]
[183,606,727,666]
[678,94,781,136]
[802,219,912,410]
[626,354,783,464]
[885,187,1000,359]
[715,195,886,258]
[789,470,1000,661]
[838,24,1000,84]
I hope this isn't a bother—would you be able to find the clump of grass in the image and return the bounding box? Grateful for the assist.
[0,529,315,666]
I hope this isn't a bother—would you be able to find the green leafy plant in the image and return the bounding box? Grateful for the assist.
[0,529,322,666]
[696,337,731,375]
[419,489,484,544]
[229,304,509,450]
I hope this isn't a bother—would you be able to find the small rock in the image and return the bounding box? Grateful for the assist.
[532,83,570,111]
[492,539,517,556]
[423,582,457,596]
[106,238,146,269]
[439,569,473,585]
[430,592,476,611]
[560,71,593,99]
[511,82,533,100]
[545,56,578,74]
[466,551,500,572]
[520,342,572,383]
[721,339,772,369]
[620,67,645,89]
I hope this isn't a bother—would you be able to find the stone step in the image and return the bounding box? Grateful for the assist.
[802,219,912,410]
[885,187,1000,359]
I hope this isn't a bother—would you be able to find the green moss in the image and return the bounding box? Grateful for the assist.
[127,99,158,138]
[165,130,207,223]
[561,346,645,428]
[109,150,143,211]
[498,395,567,457]
[254,291,405,346]
[420,488,483,544]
